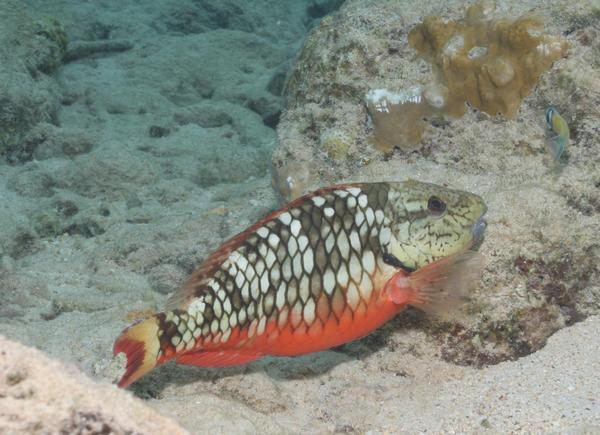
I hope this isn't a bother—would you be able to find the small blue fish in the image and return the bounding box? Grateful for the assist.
[545,106,569,160]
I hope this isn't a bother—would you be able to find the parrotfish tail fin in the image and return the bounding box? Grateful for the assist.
[113,317,161,388]
[407,250,484,318]
[548,135,567,160]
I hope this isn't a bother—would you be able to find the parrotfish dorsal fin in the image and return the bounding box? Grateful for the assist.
[165,183,362,310]
[164,244,238,311]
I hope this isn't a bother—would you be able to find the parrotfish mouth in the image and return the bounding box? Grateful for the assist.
[471,215,487,248]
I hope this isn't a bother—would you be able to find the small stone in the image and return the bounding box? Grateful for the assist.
[6,367,27,386]
[148,125,170,138]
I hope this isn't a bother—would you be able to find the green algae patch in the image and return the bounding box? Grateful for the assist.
[35,17,68,52]
[320,130,352,160]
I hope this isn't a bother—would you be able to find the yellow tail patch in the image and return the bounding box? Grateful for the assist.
[113,317,160,388]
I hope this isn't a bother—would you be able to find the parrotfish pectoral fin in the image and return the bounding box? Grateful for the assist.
[176,350,263,367]
[386,250,484,318]
[113,317,161,388]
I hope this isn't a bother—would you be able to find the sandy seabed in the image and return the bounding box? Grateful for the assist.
[0,0,598,433]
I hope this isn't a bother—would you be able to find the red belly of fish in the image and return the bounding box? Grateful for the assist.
[268,300,403,356]
[187,295,404,359]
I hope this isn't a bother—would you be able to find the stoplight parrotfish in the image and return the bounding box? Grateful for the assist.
[545,106,569,160]
[113,181,487,388]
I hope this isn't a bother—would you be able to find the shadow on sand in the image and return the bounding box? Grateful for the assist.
[129,308,427,399]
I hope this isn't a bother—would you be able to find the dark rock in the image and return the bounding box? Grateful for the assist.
[307,0,346,20]
[126,194,143,209]
[148,125,170,138]
[64,39,133,63]
[154,1,258,35]
[9,230,38,259]
[173,106,233,128]
[7,123,94,163]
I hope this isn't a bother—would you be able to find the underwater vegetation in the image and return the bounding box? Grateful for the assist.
[35,17,68,49]
[366,1,569,153]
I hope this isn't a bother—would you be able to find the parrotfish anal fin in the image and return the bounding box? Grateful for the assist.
[165,182,364,311]
[176,350,264,367]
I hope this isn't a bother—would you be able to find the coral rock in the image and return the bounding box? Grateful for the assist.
[0,335,186,434]
[270,0,600,368]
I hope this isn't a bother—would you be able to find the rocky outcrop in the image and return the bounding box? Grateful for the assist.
[272,0,600,365]
[0,335,187,434]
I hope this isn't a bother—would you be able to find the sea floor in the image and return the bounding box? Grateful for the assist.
[0,0,599,433]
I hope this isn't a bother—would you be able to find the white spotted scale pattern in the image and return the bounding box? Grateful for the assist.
[157,183,395,354]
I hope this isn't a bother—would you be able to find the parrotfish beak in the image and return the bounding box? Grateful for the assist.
[471,212,487,249]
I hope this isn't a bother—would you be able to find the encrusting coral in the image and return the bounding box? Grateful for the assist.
[365,87,432,153]
[365,1,569,153]
[408,1,569,118]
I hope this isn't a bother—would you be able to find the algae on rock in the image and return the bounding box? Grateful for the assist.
[320,129,353,160]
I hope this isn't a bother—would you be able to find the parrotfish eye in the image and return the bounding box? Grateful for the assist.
[427,196,446,216]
